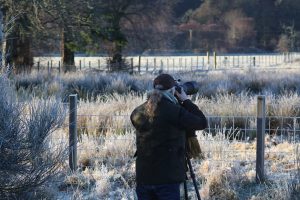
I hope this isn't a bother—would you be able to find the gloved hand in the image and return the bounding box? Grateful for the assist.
[187,137,204,160]
[175,87,188,102]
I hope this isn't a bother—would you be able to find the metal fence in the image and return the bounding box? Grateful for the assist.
[33,52,300,73]
[59,95,300,184]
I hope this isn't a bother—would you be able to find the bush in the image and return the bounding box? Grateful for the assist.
[0,75,66,198]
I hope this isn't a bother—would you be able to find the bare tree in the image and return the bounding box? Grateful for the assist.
[90,0,177,71]
[40,0,92,72]
[224,10,256,49]
[277,34,290,52]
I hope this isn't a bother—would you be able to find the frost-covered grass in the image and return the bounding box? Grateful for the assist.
[72,92,300,142]
[7,64,300,199]
[49,91,300,199]
[50,130,299,200]
[12,63,300,100]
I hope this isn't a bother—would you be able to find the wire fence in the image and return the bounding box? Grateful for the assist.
[33,52,300,74]
[50,95,300,184]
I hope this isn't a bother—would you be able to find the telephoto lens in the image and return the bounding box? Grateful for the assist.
[181,81,199,95]
[175,81,199,95]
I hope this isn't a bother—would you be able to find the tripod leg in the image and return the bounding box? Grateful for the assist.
[184,180,188,200]
[186,157,201,200]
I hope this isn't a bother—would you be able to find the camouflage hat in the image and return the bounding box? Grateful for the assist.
[153,74,176,90]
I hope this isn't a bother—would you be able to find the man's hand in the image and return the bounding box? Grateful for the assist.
[175,87,189,102]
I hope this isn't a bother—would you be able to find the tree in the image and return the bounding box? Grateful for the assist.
[277,0,300,51]
[0,0,41,74]
[37,0,176,72]
[224,10,256,49]
[0,1,15,73]
[277,34,290,52]
[0,9,5,70]
[89,0,177,71]
[41,0,92,72]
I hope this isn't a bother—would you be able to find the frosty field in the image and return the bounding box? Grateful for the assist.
[2,59,300,199]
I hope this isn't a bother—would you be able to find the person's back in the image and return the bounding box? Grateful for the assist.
[131,74,207,200]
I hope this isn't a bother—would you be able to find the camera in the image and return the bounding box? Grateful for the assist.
[175,80,199,95]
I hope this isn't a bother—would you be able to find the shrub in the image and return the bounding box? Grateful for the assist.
[0,75,66,198]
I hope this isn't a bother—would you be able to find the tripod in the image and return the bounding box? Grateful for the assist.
[184,155,201,200]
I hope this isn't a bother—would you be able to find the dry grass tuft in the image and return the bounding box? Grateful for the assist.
[201,169,238,200]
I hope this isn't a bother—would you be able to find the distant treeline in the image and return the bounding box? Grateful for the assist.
[0,0,300,73]
[175,0,300,53]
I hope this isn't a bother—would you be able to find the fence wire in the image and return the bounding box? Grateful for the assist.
[33,52,300,73]
[49,111,300,183]
[41,98,300,187]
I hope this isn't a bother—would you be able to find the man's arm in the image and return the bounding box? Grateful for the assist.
[178,104,207,131]
[175,88,207,131]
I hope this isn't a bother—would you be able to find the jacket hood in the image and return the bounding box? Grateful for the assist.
[147,89,178,105]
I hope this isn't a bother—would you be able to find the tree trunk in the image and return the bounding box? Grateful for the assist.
[12,34,33,74]
[110,41,123,71]
[107,15,128,72]
[1,39,6,71]
[61,28,76,72]
[0,11,14,75]
[0,8,7,73]
[1,11,33,74]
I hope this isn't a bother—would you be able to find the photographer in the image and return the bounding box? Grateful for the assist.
[130,74,207,200]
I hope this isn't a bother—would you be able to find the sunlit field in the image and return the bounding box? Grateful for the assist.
[3,61,300,199]
[33,53,300,74]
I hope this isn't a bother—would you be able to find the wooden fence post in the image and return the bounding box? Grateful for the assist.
[37,61,40,71]
[207,51,210,65]
[167,58,169,71]
[98,59,100,69]
[173,58,175,71]
[179,58,182,70]
[138,56,141,74]
[256,95,266,183]
[214,51,217,69]
[131,58,134,73]
[79,60,82,70]
[69,94,78,171]
[146,59,149,73]
[47,61,50,73]
[58,61,61,74]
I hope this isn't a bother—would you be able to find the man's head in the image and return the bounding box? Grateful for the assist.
[153,74,176,91]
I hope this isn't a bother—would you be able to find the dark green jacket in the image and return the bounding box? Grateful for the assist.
[130,96,207,185]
